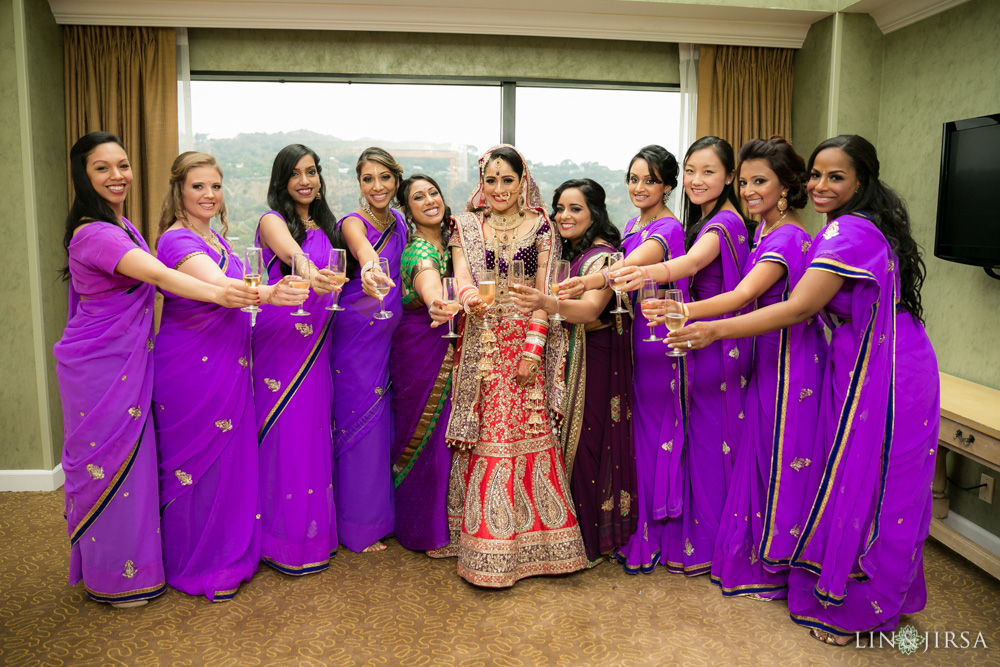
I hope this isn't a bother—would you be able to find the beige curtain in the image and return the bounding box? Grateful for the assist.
[696,45,794,154]
[64,26,177,243]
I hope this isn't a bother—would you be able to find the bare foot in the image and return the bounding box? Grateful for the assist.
[362,541,387,553]
[110,599,148,609]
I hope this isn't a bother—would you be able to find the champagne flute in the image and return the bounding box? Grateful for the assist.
[242,247,263,314]
[509,259,525,320]
[549,259,571,322]
[663,288,688,357]
[478,268,496,329]
[326,248,347,312]
[289,252,311,317]
[609,251,628,314]
[373,257,393,320]
[440,277,461,339]
[640,279,664,342]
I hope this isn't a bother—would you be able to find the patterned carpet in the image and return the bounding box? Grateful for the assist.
[1,490,997,666]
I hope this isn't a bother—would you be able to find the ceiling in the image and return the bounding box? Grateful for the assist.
[46,0,971,49]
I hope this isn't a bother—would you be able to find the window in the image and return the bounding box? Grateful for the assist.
[189,78,680,243]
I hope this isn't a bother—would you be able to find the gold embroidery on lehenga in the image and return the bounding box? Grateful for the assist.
[128,407,141,420]
[238,356,248,368]
[121,375,127,381]
[175,470,193,486]
[610,396,621,423]
[215,419,233,432]
[663,440,673,452]
[670,379,676,391]
[264,378,281,392]
[799,388,813,401]
[871,600,883,614]
[722,442,731,455]
[738,235,747,244]
[738,411,745,420]
[533,451,567,529]
[123,560,136,579]
[89,442,96,447]
[86,464,104,480]
[447,454,469,516]
[740,375,747,388]
[201,356,208,362]
[720,382,727,392]
[823,220,840,240]
[513,457,533,533]
[802,240,811,252]
[643,523,648,541]
[465,458,488,534]
[146,339,154,351]
[485,460,516,539]
[601,497,614,512]
[375,386,384,397]
[620,491,631,517]
[789,524,801,538]
[729,347,740,359]
[294,323,313,337]
[790,457,812,471]
[684,539,694,556]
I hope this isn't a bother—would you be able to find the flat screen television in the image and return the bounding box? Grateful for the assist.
[935,112,1000,278]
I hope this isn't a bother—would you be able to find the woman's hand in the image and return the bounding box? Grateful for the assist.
[639,298,667,327]
[510,284,552,314]
[214,282,259,309]
[310,267,337,295]
[611,265,645,292]
[516,357,540,387]
[464,294,488,318]
[263,280,308,307]
[362,268,395,299]
[666,321,720,351]
[318,268,349,293]
[428,299,452,328]
[558,276,587,299]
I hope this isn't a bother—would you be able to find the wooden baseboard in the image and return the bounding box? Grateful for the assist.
[929,517,1000,580]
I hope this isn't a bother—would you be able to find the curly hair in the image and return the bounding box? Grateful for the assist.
[550,179,622,263]
[808,135,926,323]
[355,146,404,206]
[737,136,808,210]
[157,152,229,241]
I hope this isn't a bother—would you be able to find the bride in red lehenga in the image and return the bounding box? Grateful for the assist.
[430,144,586,587]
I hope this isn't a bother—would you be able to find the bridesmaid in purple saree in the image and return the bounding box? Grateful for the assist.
[614,138,751,575]
[153,152,305,600]
[253,144,341,575]
[388,174,457,551]
[563,146,687,573]
[54,132,256,607]
[668,135,938,645]
[332,147,406,553]
[648,137,826,598]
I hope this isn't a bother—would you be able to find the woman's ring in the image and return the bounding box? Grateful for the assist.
[686,340,692,349]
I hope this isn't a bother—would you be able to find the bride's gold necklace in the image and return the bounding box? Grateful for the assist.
[486,208,525,245]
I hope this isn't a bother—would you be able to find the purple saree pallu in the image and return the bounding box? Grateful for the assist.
[153,229,260,600]
[331,211,405,551]
[614,216,690,573]
[54,220,166,603]
[788,215,939,635]
[711,223,827,598]
[561,241,637,562]
[252,213,337,574]
[388,236,454,551]
[662,209,751,575]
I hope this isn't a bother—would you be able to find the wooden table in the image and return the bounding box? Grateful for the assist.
[930,373,1000,579]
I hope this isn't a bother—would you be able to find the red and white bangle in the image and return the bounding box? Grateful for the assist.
[459,285,477,306]
[659,261,672,282]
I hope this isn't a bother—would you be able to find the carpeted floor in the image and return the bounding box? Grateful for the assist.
[1,490,997,666]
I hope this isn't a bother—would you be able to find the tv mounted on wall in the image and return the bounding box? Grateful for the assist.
[935,112,1000,280]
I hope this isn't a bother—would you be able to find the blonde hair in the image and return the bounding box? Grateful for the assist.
[158,151,229,238]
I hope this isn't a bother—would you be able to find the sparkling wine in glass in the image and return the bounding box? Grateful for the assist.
[508,259,525,319]
[326,248,347,312]
[609,251,628,314]
[373,257,393,320]
[549,259,571,322]
[663,288,688,357]
[441,277,461,339]
[640,279,664,342]
[478,268,496,329]
[242,247,263,315]
[289,252,311,317]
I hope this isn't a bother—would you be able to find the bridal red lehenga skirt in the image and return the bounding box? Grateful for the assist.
[436,315,587,588]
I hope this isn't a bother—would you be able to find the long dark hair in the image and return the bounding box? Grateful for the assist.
[62,131,135,280]
[808,135,926,323]
[398,173,452,245]
[266,144,347,274]
[682,136,747,249]
[737,136,808,210]
[551,179,621,263]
